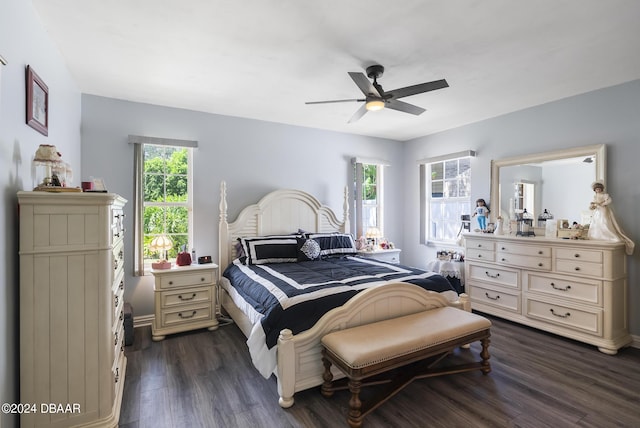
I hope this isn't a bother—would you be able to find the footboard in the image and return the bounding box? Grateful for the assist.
[275,282,470,407]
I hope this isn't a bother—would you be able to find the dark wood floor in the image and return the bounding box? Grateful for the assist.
[120,315,640,428]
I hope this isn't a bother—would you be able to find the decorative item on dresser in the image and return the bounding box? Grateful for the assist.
[18,191,127,428]
[463,232,631,354]
[356,247,402,264]
[151,263,219,341]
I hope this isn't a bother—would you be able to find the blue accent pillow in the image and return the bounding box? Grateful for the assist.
[239,235,299,265]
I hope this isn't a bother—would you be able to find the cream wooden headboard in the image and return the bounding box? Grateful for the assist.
[218,181,350,271]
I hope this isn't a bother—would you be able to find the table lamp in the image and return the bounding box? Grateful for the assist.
[366,227,382,248]
[149,235,173,269]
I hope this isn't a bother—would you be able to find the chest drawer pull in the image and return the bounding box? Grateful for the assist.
[120,280,124,290]
[550,309,571,318]
[574,267,580,271]
[178,293,197,301]
[201,277,206,282]
[178,310,197,319]
[485,292,500,301]
[169,281,173,285]
[485,271,500,279]
[574,254,580,258]
[550,283,571,292]
[538,251,543,255]
[538,263,543,267]
[115,367,120,383]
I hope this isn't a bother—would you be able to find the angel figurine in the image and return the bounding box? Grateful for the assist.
[588,181,634,255]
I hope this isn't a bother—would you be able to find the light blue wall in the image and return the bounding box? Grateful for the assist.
[402,79,640,335]
[81,95,403,317]
[0,1,82,426]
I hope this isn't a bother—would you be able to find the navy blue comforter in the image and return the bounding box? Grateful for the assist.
[223,256,455,349]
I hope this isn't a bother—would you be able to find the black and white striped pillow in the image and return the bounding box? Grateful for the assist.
[239,235,300,265]
[305,233,357,257]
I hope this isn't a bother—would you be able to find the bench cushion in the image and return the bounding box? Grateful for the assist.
[321,307,491,369]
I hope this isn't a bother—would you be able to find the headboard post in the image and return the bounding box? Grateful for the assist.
[343,185,350,234]
[219,181,230,276]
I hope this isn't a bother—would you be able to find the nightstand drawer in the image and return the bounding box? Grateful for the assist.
[158,271,214,289]
[160,304,213,327]
[160,286,213,308]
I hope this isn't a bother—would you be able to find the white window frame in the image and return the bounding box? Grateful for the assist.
[130,135,197,275]
[353,158,386,239]
[419,151,475,245]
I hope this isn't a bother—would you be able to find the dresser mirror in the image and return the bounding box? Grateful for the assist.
[490,144,606,228]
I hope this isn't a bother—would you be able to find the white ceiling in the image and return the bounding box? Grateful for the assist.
[32,0,640,141]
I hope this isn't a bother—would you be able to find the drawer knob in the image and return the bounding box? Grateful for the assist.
[501,258,506,262]
[179,310,197,319]
[478,254,482,258]
[178,293,197,301]
[477,244,482,247]
[485,292,500,301]
[574,254,580,258]
[538,263,543,267]
[201,277,205,282]
[485,271,500,279]
[501,247,506,250]
[169,281,173,285]
[538,251,543,255]
[550,308,571,318]
[550,282,571,292]
[574,267,581,271]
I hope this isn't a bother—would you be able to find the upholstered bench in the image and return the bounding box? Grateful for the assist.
[320,306,491,428]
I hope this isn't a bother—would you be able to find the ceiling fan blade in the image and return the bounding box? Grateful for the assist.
[348,72,381,97]
[385,99,426,115]
[305,98,364,105]
[348,104,368,123]
[387,79,449,99]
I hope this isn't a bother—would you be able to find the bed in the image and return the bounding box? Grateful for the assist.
[217,181,471,407]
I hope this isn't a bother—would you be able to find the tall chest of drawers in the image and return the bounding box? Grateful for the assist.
[464,232,631,354]
[18,191,127,427]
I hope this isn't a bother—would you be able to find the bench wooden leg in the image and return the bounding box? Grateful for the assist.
[481,336,491,374]
[321,353,334,398]
[348,379,363,428]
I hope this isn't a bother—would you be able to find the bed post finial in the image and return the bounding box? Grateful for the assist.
[343,185,350,234]
[219,181,230,283]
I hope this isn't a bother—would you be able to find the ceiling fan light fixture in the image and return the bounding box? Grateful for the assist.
[365,98,385,111]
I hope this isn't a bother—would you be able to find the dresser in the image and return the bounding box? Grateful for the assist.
[463,232,631,354]
[356,248,402,264]
[151,264,219,341]
[18,191,127,427]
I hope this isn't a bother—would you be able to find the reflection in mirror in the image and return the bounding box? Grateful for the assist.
[490,144,606,228]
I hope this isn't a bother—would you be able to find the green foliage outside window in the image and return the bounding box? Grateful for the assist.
[143,145,190,261]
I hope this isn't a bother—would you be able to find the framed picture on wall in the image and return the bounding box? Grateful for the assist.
[26,65,48,136]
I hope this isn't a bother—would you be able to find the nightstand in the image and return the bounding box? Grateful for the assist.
[357,248,402,264]
[151,263,219,341]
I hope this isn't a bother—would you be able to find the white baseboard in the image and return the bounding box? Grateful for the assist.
[133,314,154,328]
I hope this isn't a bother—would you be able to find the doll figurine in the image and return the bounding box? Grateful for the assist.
[472,198,490,230]
[588,181,634,255]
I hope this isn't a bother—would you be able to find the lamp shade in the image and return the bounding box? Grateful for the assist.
[33,144,61,164]
[365,227,381,239]
[149,235,173,253]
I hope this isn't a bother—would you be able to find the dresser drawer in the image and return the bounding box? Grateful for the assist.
[496,242,551,257]
[556,248,603,263]
[112,239,124,274]
[160,286,213,308]
[556,260,603,277]
[467,263,519,289]
[158,271,215,289]
[470,284,520,313]
[496,252,551,270]
[465,238,495,251]
[525,272,601,305]
[466,249,495,262]
[525,297,602,335]
[160,304,213,328]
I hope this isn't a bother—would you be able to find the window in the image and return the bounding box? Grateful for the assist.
[354,160,384,238]
[420,152,474,243]
[131,136,196,275]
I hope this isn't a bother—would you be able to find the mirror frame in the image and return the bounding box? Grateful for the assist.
[490,144,606,223]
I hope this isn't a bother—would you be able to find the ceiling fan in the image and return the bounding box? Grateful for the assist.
[305,65,449,123]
